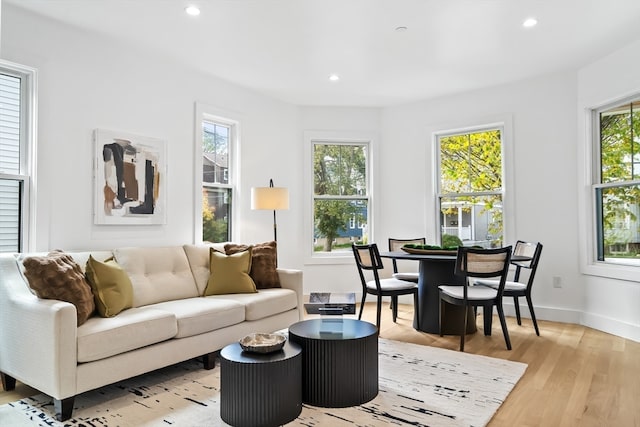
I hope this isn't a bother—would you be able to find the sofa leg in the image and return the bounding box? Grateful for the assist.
[203,352,217,370]
[55,396,74,421]
[1,372,16,391]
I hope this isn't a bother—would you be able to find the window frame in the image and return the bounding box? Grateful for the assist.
[430,116,514,249]
[590,96,640,269]
[303,131,376,265]
[193,103,240,244]
[0,60,37,253]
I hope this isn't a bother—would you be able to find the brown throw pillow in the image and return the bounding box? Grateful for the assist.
[224,241,281,289]
[22,250,95,325]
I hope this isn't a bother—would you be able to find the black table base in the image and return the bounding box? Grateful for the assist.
[220,341,302,427]
[289,319,378,408]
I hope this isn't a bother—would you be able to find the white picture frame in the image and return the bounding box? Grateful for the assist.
[94,129,167,225]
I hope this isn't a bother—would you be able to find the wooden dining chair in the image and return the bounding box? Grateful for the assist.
[474,241,543,335]
[438,245,512,351]
[387,237,425,313]
[387,237,426,283]
[352,243,419,329]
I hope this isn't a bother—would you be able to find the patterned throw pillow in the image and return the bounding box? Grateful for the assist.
[224,241,281,289]
[22,250,95,325]
[204,248,257,296]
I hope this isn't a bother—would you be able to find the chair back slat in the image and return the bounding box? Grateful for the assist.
[455,246,512,299]
[512,240,543,285]
[388,237,426,273]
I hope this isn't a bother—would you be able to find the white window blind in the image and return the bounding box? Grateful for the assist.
[0,64,33,253]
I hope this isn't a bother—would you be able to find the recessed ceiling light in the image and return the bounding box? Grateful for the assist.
[395,26,408,32]
[185,5,201,16]
[523,17,538,28]
[329,74,340,82]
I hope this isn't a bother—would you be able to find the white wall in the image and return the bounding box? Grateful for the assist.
[3,4,639,340]
[1,5,303,269]
[577,39,640,342]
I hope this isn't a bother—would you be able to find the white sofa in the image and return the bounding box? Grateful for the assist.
[0,244,304,421]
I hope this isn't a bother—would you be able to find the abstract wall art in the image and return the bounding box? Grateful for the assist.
[94,129,167,225]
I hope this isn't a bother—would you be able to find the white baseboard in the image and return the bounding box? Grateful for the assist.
[322,294,640,343]
[581,312,640,343]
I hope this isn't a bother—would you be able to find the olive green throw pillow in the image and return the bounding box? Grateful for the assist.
[85,255,133,317]
[204,248,257,296]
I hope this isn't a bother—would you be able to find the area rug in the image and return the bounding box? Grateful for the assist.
[0,338,527,427]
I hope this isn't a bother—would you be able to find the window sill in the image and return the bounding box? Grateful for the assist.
[304,252,354,266]
[581,261,640,283]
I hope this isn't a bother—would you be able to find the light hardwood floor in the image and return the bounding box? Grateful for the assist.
[1,302,639,426]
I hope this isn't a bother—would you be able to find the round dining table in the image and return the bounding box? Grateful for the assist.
[379,251,477,335]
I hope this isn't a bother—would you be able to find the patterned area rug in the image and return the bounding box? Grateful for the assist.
[0,338,526,426]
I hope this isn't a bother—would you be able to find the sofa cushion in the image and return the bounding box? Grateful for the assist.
[113,246,199,307]
[85,255,133,317]
[77,307,177,363]
[225,241,281,289]
[148,298,245,338]
[207,288,298,321]
[183,243,226,295]
[204,248,257,296]
[22,251,95,326]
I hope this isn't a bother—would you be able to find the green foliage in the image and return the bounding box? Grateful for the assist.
[440,131,501,194]
[202,194,228,242]
[441,234,463,248]
[599,105,640,253]
[440,130,503,243]
[313,144,368,251]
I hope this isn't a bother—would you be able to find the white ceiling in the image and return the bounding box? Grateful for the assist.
[6,0,640,107]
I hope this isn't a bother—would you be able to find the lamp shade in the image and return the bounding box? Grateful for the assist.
[251,186,290,210]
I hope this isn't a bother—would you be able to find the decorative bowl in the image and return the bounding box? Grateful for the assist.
[239,333,287,353]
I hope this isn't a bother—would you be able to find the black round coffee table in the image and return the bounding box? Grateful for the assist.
[220,340,302,427]
[289,318,378,408]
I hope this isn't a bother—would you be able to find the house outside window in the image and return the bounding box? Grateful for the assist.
[436,127,504,248]
[310,139,370,257]
[0,61,36,253]
[200,116,235,243]
[593,99,640,266]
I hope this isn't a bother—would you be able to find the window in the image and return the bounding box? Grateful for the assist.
[436,127,504,248]
[195,105,238,243]
[311,139,370,257]
[0,61,36,253]
[593,99,640,266]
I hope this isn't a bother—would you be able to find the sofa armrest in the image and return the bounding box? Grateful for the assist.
[277,268,304,321]
[0,255,78,399]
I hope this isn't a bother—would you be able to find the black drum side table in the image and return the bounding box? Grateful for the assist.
[289,318,378,408]
[220,340,302,427]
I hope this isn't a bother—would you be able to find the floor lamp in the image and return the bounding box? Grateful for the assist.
[251,179,290,242]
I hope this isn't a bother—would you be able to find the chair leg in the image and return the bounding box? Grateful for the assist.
[526,294,540,336]
[460,303,468,352]
[413,291,419,329]
[391,296,398,322]
[358,293,367,320]
[438,296,444,337]
[376,297,382,329]
[483,304,493,336]
[513,296,522,325]
[496,303,512,350]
